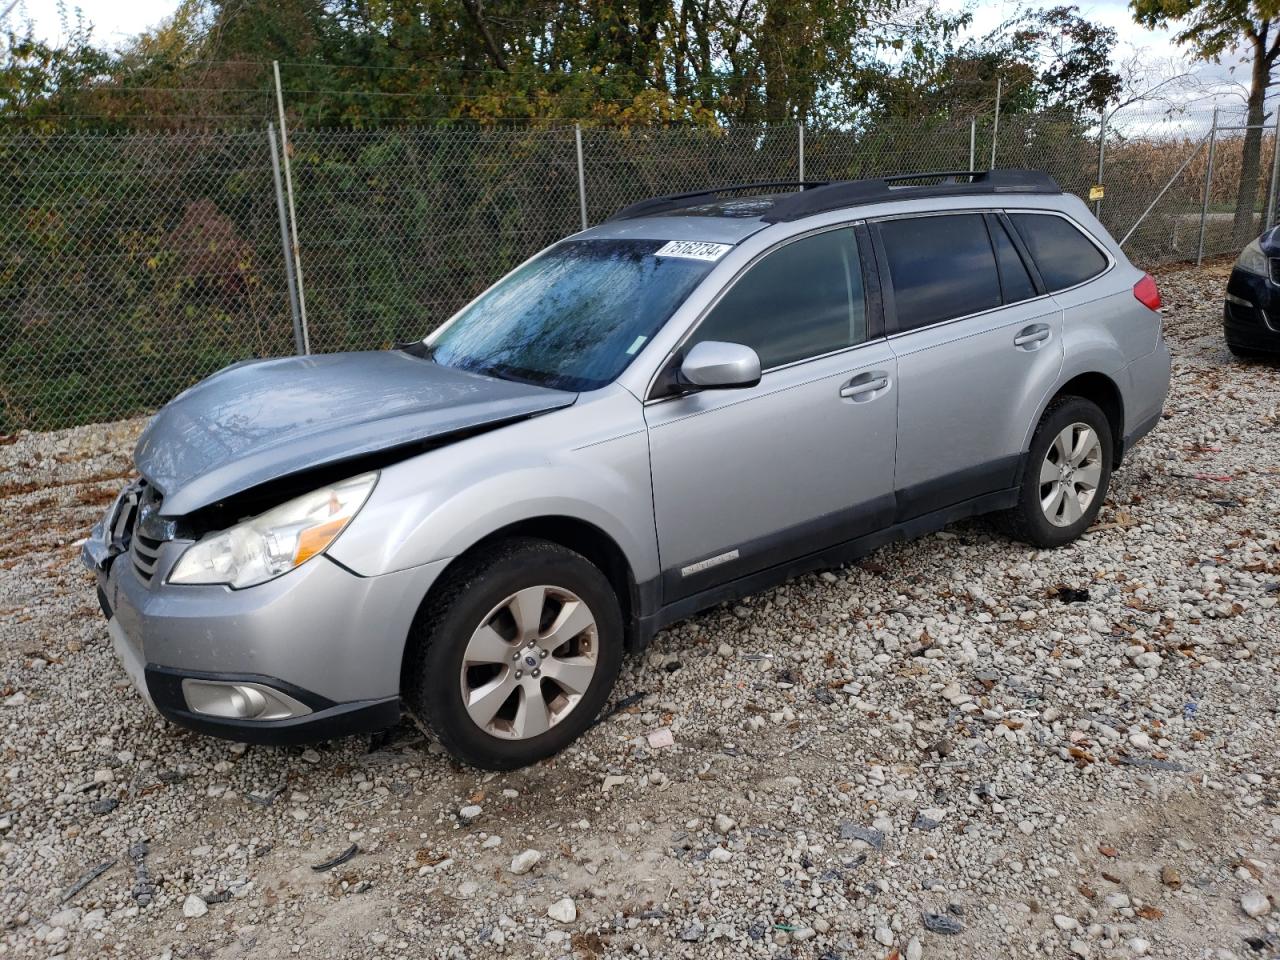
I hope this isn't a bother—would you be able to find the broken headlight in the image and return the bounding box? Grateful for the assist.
[169,473,377,588]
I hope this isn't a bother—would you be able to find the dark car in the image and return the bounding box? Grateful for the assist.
[1225,228,1280,357]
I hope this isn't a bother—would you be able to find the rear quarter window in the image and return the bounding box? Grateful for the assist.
[1009,213,1109,292]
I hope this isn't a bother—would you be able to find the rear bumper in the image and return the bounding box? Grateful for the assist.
[1119,337,1170,461]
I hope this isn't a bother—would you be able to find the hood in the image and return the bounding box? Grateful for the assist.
[1259,225,1280,255]
[135,350,576,517]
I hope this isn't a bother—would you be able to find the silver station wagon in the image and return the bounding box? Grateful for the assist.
[83,170,1171,769]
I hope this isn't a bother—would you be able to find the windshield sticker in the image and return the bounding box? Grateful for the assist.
[654,240,732,262]
[626,335,648,355]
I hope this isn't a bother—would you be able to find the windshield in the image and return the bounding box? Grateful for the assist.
[426,238,720,391]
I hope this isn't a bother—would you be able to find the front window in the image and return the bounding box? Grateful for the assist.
[426,239,720,391]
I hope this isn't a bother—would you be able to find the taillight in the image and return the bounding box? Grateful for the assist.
[1133,273,1161,311]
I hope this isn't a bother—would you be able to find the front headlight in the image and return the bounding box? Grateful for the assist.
[1235,238,1270,277]
[169,472,377,588]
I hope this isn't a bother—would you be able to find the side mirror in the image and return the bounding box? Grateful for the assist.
[679,341,762,390]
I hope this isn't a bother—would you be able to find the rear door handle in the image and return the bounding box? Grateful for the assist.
[840,371,890,400]
[1014,324,1051,349]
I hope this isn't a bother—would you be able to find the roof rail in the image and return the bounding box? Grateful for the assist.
[606,181,827,221]
[761,169,1061,222]
[605,169,1061,224]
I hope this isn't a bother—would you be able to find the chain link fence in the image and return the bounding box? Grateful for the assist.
[2,108,1273,432]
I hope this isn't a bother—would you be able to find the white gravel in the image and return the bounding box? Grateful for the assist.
[1,262,1278,959]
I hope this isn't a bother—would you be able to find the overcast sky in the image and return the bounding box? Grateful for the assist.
[7,0,1263,119]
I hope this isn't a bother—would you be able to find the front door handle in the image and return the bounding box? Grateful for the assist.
[840,371,891,400]
[1014,324,1051,349]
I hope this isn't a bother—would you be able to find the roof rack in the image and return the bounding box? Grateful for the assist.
[605,169,1061,224]
[761,170,1061,222]
[606,181,826,221]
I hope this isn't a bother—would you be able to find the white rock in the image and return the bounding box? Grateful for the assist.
[906,936,923,960]
[708,846,733,862]
[714,813,736,834]
[1053,914,1079,931]
[458,804,482,823]
[47,909,79,929]
[1241,890,1271,918]
[510,849,542,875]
[182,895,208,919]
[875,926,894,946]
[1128,937,1151,956]
[547,898,576,923]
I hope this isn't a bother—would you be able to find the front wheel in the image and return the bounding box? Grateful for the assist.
[402,538,623,770]
[1003,397,1113,548]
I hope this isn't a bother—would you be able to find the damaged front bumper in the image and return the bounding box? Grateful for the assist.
[82,487,447,745]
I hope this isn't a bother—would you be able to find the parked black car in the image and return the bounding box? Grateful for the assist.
[1225,228,1280,357]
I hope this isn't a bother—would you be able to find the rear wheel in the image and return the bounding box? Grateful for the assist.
[402,538,622,770]
[1004,397,1113,548]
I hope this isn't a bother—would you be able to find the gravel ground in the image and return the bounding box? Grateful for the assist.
[1,262,1278,960]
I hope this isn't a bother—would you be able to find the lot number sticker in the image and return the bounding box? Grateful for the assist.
[654,240,732,261]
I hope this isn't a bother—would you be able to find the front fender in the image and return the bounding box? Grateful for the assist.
[328,403,657,583]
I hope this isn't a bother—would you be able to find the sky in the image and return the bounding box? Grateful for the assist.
[5,0,1265,121]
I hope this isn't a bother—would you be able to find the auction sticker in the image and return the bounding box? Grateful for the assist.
[654,240,732,261]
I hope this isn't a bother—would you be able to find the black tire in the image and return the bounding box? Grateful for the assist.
[1003,396,1113,548]
[402,537,623,770]
[1227,340,1272,362]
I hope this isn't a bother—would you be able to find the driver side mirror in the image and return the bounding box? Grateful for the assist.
[678,341,762,390]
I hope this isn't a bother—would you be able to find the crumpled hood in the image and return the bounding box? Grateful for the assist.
[135,350,576,517]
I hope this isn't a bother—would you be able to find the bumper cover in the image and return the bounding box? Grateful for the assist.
[1224,269,1280,352]
[85,512,449,745]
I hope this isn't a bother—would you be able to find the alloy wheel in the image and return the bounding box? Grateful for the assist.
[1038,422,1103,527]
[459,585,599,740]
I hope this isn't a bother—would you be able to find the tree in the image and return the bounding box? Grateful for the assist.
[1131,0,1279,244]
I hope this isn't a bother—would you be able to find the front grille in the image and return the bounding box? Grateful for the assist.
[129,483,170,583]
[131,532,163,582]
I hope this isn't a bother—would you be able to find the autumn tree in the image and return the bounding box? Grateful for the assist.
[1132,0,1280,243]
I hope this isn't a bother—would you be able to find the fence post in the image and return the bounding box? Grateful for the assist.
[989,78,1002,169]
[1267,107,1280,230]
[268,124,305,355]
[273,61,311,354]
[575,124,588,231]
[798,123,805,181]
[1197,107,1219,267]
[1095,108,1108,221]
[969,118,976,172]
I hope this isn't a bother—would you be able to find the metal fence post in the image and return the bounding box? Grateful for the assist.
[1267,107,1280,229]
[268,124,305,355]
[990,78,1002,169]
[273,61,310,353]
[1095,108,1107,220]
[798,123,805,181]
[575,124,588,231]
[969,118,976,172]
[1197,107,1219,266]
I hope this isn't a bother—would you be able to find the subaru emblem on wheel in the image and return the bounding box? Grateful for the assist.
[82,170,1169,769]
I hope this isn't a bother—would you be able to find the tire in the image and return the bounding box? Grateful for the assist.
[402,537,623,770]
[1227,340,1269,361]
[1003,396,1113,548]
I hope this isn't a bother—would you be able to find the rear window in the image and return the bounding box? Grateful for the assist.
[1009,213,1108,291]
[878,214,1002,331]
